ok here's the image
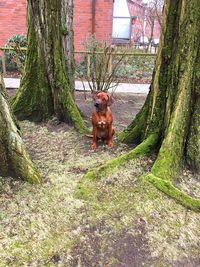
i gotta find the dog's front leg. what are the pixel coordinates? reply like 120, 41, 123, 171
107, 124, 113, 148
91, 126, 97, 150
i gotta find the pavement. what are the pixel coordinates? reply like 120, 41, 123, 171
3, 78, 150, 94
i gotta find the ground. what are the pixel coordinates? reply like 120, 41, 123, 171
0, 91, 200, 267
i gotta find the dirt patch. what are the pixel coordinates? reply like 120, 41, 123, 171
70, 219, 152, 267
75, 91, 146, 131
7, 89, 146, 132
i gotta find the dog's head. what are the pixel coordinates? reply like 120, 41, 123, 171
92, 91, 114, 112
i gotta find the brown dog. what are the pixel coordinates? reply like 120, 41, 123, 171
91, 91, 115, 150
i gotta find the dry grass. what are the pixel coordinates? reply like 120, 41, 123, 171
0, 92, 200, 266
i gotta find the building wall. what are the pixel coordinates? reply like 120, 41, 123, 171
0, 0, 160, 50
128, 0, 161, 42
0, 0, 113, 50
95, 0, 113, 45
0, 0, 26, 47
128, 0, 145, 41
73, 0, 93, 50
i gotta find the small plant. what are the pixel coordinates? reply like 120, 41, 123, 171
76, 35, 126, 94
4, 34, 27, 74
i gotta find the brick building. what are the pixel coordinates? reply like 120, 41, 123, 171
128, 0, 161, 42
0, 0, 113, 50
74, 0, 113, 50
0, 0, 26, 47
0, 0, 161, 49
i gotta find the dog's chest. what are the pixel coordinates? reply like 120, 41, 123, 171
95, 114, 108, 138
96, 114, 108, 128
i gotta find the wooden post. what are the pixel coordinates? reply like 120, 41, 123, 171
1, 51, 6, 74
86, 53, 90, 78
108, 53, 113, 75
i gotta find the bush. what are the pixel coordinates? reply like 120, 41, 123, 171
75, 36, 155, 85
76, 35, 126, 92
4, 34, 27, 73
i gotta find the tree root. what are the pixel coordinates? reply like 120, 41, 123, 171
85, 134, 158, 180
75, 134, 158, 199
78, 133, 200, 212
144, 173, 200, 211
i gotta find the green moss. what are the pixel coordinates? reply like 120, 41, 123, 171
1, 120, 200, 265
100, 133, 158, 177
60, 86, 88, 133
12, 2, 88, 135
152, 146, 180, 181
62, 25, 68, 35
186, 47, 200, 171
12, 19, 54, 122
74, 180, 93, 200
83, 170, 97, 181
144, 173, 200, 211
118, 91, 151, 144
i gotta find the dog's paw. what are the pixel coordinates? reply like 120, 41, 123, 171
107, 142, 113, 148
91, 143, 97, 150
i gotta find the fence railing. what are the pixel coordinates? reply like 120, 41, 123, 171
0, 46, 157, 77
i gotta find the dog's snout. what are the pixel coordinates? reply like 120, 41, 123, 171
96, 98, 101, 103
95, 99, 101, 106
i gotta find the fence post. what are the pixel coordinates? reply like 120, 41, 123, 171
1, 51, 6, 74
86, 53, 90, 78
108, 53, 112, 75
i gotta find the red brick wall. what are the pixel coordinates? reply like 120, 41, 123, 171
0, 0, 113, 51
128, 0, 146, 41
73, 0, 93, 50
128, 0, 161, 42
74, 0, 113, 50
0, 0, 26, 47
95, 0, 113, 45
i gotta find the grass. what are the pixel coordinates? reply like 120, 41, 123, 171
0, 119, 200, 266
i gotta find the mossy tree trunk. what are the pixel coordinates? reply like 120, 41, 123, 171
65, 0, 75, 93
83, 0, 200, 210
12, 0, 87, 133
119, 0, 200, 209
121, 0, 200, 173
0, 74, 41, 183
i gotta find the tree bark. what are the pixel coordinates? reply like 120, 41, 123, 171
122, 0, 200, 173
65, 0, 75, 93
12, 0, 87, 133
0, 74, 41, 183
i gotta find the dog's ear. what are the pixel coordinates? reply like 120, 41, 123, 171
91, 91, 98, 100
107, 95, 114, 106
92, 91, 101, 100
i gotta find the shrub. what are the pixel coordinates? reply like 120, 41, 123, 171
76, 35, 126, 93
75, 36, 155, 86
4, 34, 27, 74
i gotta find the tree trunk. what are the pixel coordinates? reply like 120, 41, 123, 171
118, 0, 200, 209
65, 0, 75, 93
0, 74, 41, 183
12, 0, 87, 133
83, 0, 200, 210
146, 6, 155, 52
121, 0, 200, 173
